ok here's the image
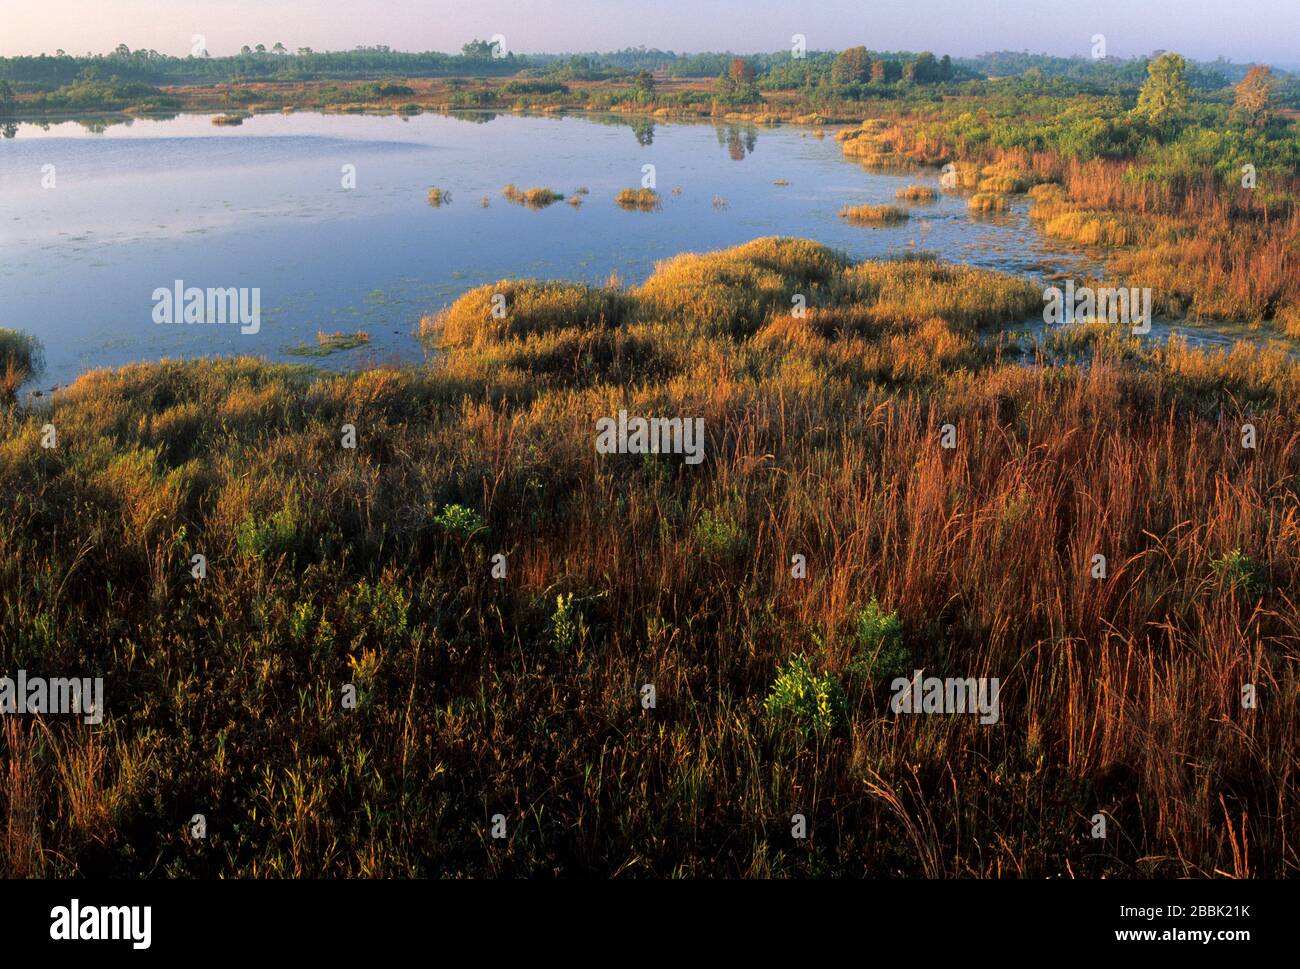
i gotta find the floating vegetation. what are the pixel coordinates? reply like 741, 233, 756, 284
671, 186, 683, 196
773, 179, 790, 186
840, 203, 909, 226
286, 329, 371, 357
896, 185, 937, 202
502, 184, 565, 208
426, 187, 452, 207
712, 194, 729, 210
211, 113, 245, 126
479, 195, 490, 208
615, 187, 661, 211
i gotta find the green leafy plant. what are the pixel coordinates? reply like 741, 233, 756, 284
764, 654, 846, 738
548, 592, 588, 653
847, 598, 910, 683
432, 503, 485, 537
1210, 548, 1267, 596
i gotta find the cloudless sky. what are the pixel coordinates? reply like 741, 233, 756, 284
2, 0, 1297, 64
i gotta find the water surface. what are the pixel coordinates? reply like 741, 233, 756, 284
0, 110, 1264, 390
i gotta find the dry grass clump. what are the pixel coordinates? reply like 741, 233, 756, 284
426, 187, 451, 206
502, 184, 565, 208
423, 280, 635, 347
1041, 210, 1137, 247
614, 187, 662, 211
840, 203, 910, 226
634, 237, 849, 337
967, 192, 1009, 213
895, 185, 937, 203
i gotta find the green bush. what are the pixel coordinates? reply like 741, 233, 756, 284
432, 503, 485, 536
1210, 548, 1268, 596
764, 654, 846, 738
847, 598, 910, 683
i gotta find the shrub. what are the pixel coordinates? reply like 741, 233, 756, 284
846, 599, 909, 683
548, 592, 588, 653
431, 503, 485, 536
1210, 548, 1268, 596
694, 507, 746, 561
764, 655, 846, 738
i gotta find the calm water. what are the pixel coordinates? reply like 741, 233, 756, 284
0, 109, 1265, 390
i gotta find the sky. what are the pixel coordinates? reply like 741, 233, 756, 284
2, 0, 1297, 65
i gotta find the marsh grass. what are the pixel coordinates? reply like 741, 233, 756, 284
502, 184, 565, 208
286, 330, 372, 357
840, 203, 909, 226
615, 187, 662, 211
967, 193, 1009, 214
2, 237, 1296, 878
895, 185, 937, 203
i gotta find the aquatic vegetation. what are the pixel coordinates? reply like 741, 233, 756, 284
286, 330, 372, 357
0, 328, 44, 401
840, 203, 909, 225
502, 184, 565, 208
211, 113, 245, 125
967, 192, 1009, 213
426, 186, 451, 206
895, 184, 937, 202
614, 187, 661, 211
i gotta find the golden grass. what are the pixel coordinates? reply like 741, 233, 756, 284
895, 185, 937, 202
502, 184, 565, 208
967, 193, 1009, 213
840, 203, 910, 226
614, 187, 662, 211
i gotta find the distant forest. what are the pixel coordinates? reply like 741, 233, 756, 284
0, 41, 1290, 94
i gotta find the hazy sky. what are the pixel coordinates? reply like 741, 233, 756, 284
2, 0, 1297, 64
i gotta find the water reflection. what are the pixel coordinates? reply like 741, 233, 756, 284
716, 124, 757, 160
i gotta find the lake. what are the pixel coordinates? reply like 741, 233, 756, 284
0, 109, 1265, 390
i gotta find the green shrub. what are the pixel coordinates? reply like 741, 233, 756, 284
694, 508, 746, 561
236, 506, 302, 560
432, 503, 485, 536
548, 592, 588, 653
1210, 548, 1268, 596
847, 598, 910, 683
764, 654, 846, 738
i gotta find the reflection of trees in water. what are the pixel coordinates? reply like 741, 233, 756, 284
715, 124, 757, 160
631, 118, 654, 146
2, 123, 16, 139
445, 109, 500, 124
